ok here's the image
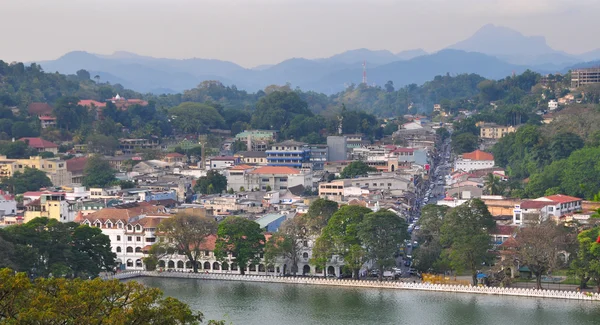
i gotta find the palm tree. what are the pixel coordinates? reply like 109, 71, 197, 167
484, 173, 502, 195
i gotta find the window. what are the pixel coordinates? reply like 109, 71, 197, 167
135, 225, 141, 231
303, 240, 308, 247
116, 235, 121, 241
303, 252, 309, 259
127, 225, 132, 231
548, 207, 554, 212
205, 250, 210, 256
127, 236, 132, 241
126, 247, 133, 253
515, 213, 521, 221
136, 236, 141, 242
116, 247, 121, 253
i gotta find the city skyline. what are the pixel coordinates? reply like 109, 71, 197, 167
1, 0, 599, 68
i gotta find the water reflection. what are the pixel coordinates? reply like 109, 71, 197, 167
132, 278, 600, 325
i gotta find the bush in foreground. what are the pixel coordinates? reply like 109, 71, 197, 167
0, 268, 223, 325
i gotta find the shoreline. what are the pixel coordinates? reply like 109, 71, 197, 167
105, 271, 600, 302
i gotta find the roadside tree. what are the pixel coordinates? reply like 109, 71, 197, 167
358, 210, 409, 281
214, 216, 265, 275
155, 214, 218, 273
440, 199, 495, 285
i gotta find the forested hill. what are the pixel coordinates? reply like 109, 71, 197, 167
0, 61, 142, 109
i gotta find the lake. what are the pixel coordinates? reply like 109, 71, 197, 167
133, 277, 600, 325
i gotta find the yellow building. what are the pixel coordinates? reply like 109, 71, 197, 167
479, 124, 518, 139
24, 192, 74, 223
0, 156, 71, 187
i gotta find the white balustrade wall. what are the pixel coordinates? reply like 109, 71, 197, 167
101, 271, 600, 302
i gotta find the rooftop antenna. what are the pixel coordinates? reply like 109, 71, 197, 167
362, 60, 367, 85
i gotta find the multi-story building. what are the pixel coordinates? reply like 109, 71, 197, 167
571, 67, 600, 88
235, 151, 268, 165
239, 166, 312, 192
308, 144, 328, 170
513, 194, 583, 225
0, 155, 71, 187
454, 150, 495, 172
326, 136, 347, 161
24, 192, 75, 223
345, 134, 365, 149
206, 156, 240, 170
479, 124, 517, 139
235, 130, 277, 152
119, 138, 160, 154
77, 202, 171, 271
266, 140, 310, 168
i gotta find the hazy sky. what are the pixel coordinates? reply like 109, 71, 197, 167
1, 0, 599, 68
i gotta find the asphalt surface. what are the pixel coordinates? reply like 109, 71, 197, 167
395, 137, 452, 279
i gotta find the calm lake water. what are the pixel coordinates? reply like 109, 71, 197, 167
133, 277, 600, 325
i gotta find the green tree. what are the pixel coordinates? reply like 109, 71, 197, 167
358, 210, 409, 281
87, 133, 120, 155
214, 216, 265, 275
169, 102, 225, 134
11, 121, 38, 139
339, 161, 377, 179
0, 268, 207, 324
1, 218, 116, 278
451, 132, 478, 154
53, 96, 90, 131
0, 140, 37, 159
1, 167, 52, 194
440, 199, 495, 285
301, 198, 339, 235
154, 213, 218, 273
82, 156, 116, 188
250, 91, 312, 130
549, 132, 584, 161
436, 127, 450, 141
264, 218, 305, 275
571, 227, 600, 291
312, 205, 372, 278
483, 173, 503, 195
194, 170, 227, 194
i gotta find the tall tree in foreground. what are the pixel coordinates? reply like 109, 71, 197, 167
0, 268, 212, 324
302, 198, 339, 235
155, 214, 218, 273
440, 199, 495, 285
264, 218, 305, 276
1, 167, 52, 194
214, 216, 265, 275
312, 205, 373, 279
515, 221, 564, 290
571, 227, 600, 292
358, 210, 409, 281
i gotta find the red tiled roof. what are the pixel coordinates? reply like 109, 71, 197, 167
66, 157, 88, 173
520, 200, 553, 209
462, 150, 494, 161
27, 102, 53, 115
249, 166, 300, 174
229, 164, 254, 170
499, 237, 518, 249
19, 137, 58, 149
78, 100, 106, 108
544, 194, 582, 204
165, 152, 184, 158
393, 147, 415, 153
39, 116, 56, 121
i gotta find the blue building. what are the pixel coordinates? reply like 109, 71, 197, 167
255, 213, 287, 232
266, 140, 310, 168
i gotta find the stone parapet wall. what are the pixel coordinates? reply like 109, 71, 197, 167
102, 271, 600, 302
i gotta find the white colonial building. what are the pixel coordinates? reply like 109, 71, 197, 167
454, 150, 495, 172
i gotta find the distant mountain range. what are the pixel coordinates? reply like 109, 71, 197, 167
31, 24, 600, 95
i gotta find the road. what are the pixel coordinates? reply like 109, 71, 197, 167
397, 137, 452, 279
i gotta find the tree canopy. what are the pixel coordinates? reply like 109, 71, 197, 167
214, 216, 265, 275
0, 268, 209, 324
194, 170, 227, 195
339, 161, 377, 179
82, 156, 116, 188
1, 167, 52, 194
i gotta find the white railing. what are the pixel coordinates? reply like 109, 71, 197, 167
103, 271, 600, 302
